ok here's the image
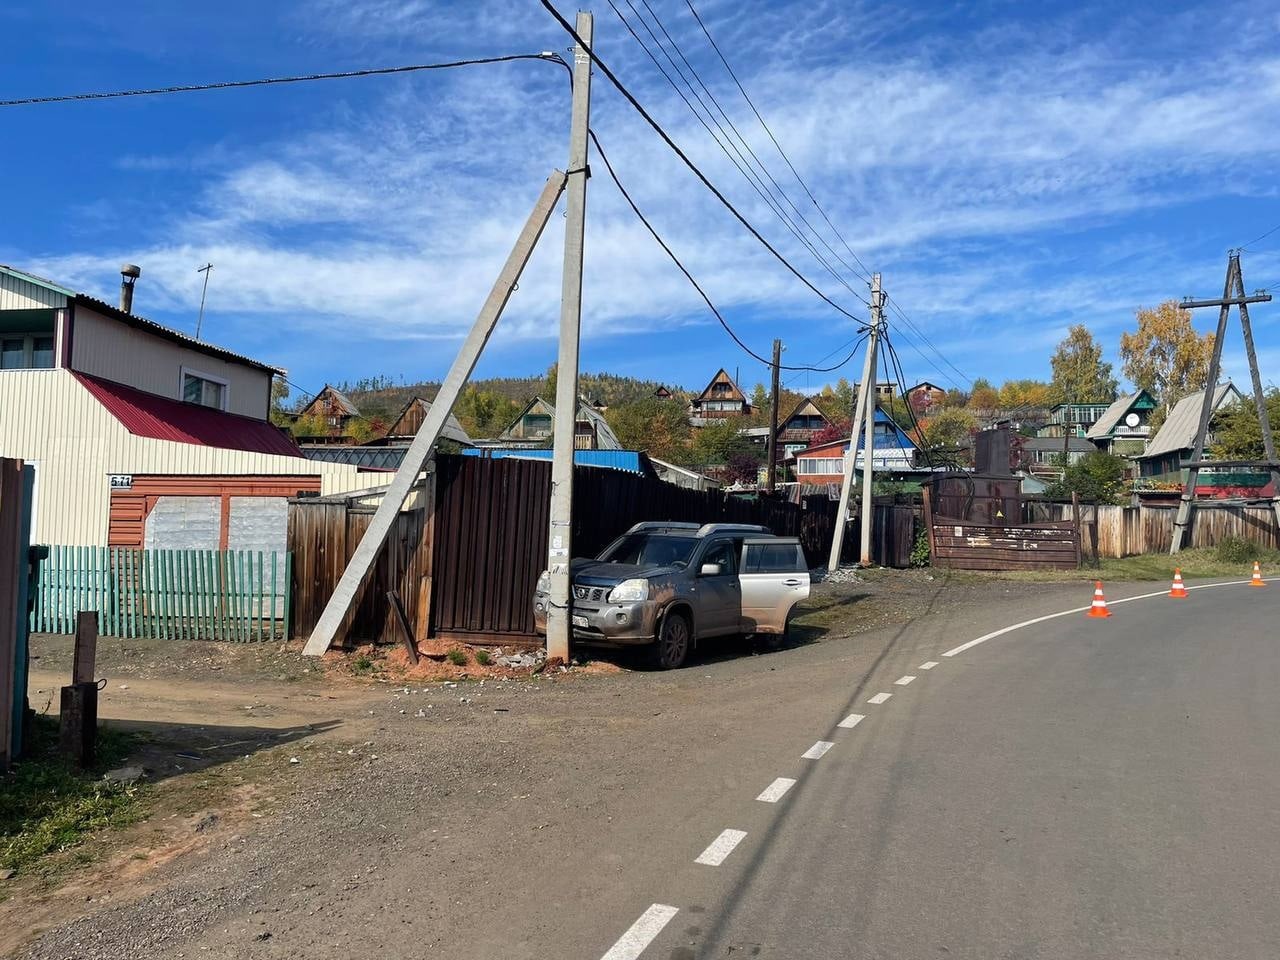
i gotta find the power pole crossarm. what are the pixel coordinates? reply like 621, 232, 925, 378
544, 11, 594, 664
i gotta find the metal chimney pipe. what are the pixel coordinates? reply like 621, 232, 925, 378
119, 263, 141, 313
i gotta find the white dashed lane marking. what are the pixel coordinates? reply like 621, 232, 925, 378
599, 904, 679, 960
919, 661, 939, 670
838, 713, 865, 729
694, 829, 748, 866
894, 675, 916, 685
867, 692, 892, 704
802, 740, 835, 760
756, 777, 796, 803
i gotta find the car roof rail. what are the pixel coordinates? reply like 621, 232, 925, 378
696, 523, 773, 537
625, 521, 701, 534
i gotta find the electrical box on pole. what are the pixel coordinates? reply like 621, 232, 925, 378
545, 11, 594, 662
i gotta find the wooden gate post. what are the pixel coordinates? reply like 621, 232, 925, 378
59, 611, 99, 767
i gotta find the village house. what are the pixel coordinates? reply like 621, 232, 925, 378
496, 396, 621, 450
0, 264, 376, 549
1085, 389, 1157, 458
1020, 436, 1095, 479
300, 395, 473, 471
905, 380, 947, 411
293, 384, 361, 441
1137, 384, 1244, 481
778, 396, 833, 458
688, 368, 750, 424
792, 406, 917, 484
1036, 401, 1113, 439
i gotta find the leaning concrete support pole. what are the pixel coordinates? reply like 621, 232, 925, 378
302, 171, 568, 656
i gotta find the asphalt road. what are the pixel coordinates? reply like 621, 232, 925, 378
579, 578, 1280, 960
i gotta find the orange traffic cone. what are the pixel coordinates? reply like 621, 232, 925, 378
1169, 568, 1188, 599
1088, 581, 1112, 618
1250, 561, 1266, 588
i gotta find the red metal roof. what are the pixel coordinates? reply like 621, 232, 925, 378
74, 372, 305, 458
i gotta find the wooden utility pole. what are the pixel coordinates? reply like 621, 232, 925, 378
545, 11, 594, 663
300, 171, 568, 656
1170, 251, 1275, 553
828, 273, 881, 572
766, 338, 782, 493
859, 274, 884, 566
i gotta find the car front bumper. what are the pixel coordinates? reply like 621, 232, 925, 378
533, 593, 657, 645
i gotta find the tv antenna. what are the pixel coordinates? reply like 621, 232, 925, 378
195, 263, 213, 339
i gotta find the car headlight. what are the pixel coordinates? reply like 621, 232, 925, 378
607, 578, 649, 603
536, 570, 550, 594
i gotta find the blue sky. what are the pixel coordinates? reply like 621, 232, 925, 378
3, 0, 1279, 405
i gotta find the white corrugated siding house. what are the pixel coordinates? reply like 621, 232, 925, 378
0, 264, 384, 548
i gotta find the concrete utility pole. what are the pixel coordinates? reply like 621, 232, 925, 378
545, 11, 593, 664
766, 338, 782, 493
859, 274, 884, 566
300, 170, 568, 656
827, 273, 881, 572
1170, 251, 1276, 553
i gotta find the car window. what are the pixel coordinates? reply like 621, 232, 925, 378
743, 541, 805, 574
700, 540, 736, 575
598, 534, 697, 567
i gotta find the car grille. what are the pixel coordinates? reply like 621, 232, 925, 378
574, 585, 607, 602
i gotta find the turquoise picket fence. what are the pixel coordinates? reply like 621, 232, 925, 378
31, 546, 291, 641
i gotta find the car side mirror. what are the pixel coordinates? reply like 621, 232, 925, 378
699, 562, 723, 577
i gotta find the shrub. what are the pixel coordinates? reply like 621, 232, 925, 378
446, 648, 468, 666
473, 649, 492, 666
352, 655, 374, 674
909, 523, 931, 568
1214, 535, 1260, 565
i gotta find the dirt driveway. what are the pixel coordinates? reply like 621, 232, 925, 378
7, 570, 1080, 959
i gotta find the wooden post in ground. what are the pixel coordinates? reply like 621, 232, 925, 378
59, 611, 99, 768
1071, 492, 1083, 568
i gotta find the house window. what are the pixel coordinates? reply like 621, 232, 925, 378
525, 413, 552, 435
181, 370, 228, 410
1, 334, 56, 370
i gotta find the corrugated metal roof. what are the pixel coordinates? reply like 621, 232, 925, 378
1086, 393, 1138, 440
1024, 435, 1095, 453
1140, 383, 1242, 460
460, 447, 653, 475
75, 371, 305, 458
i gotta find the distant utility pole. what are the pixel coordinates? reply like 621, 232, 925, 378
545, 10, 593, 663
766, 338, 782, 493
828, 273, 882, 572
859, 274, 884, 566
1170, 251, 1277, 553
195, 263, 213, 340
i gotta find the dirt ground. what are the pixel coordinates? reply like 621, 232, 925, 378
5, 569, 1075, 958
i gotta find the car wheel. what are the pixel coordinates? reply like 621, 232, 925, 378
651, 611, 691, 670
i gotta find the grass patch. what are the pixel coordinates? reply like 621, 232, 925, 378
446, 648, 469, 667
473, 649, 492, 667
351, 654, 375, 675
1, 717, 144, 878
956, 547, 1280, 584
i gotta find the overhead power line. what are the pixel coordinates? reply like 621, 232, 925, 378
0, 53, 570, 107
612, 0, 871, 305
682, 0, 874, 283
882, 294, 974, 389
1240, 222, 1280, 250
589, 128, 866, 373
540, 0, 872, 323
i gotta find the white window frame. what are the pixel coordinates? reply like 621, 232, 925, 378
179, 365, 230, 411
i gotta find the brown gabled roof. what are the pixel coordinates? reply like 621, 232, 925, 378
384, 396, 471, 445
299, 385, 360, 419
782, 395, 833, 427
695, 368, 746, 402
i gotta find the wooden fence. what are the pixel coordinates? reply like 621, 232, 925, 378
1040, 502, 1279, 558
928, 516, 1081, 571
30, 546, 291, 641
2, 458, 35, 770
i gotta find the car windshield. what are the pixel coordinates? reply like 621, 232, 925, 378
598, 533, 698, 568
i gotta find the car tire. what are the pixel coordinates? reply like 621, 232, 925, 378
650, 610, 691, 670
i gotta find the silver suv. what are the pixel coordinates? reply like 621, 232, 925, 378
533, 522, 811, 669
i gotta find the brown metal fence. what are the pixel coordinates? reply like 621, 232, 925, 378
2, 458, 35, 770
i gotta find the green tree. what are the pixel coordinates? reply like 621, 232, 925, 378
690, 420, 758, 469
749, 382, 769, 413
269, 377, 292, 427
605, 398, 693, 463
1045, 450, 1129, 504
1119, 301, 1214, 405
1050, 325, 1117, 405
922, 407, 978, 449
1210, 390, 1280, 460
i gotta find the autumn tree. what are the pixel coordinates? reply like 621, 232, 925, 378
1119, 301, 1214, 405
921, 407, 978, 449
1210, 390, 1280, 461
967, 378, 1000, 410
1049, 325, 1117, 405
269, 378, 292, 427
998, 379, 1054, 409
605, 398, 693, 463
